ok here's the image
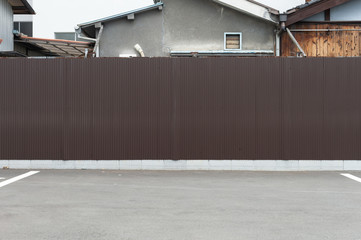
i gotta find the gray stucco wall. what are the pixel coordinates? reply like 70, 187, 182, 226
0, 0, 14, 51
163, 0, 275, 53
99, 0, 276, 57
100, 10, 163, 57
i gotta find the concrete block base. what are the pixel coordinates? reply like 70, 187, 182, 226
0, 160, 360, 171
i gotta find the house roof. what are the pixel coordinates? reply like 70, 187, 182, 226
14, 33, 94, 57
8, 0, 35, 14
0, 51, 27, 57
78, 2, 164, 28
78, 0, 279, 30
239, 0, 279, 14
286, 0, 322, 13
213, 0, 279, 23
285, 0, 351, 26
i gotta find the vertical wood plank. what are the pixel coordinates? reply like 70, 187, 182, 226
343, 25, 352, 57
311, 24, 318, 57
352, 25, 360, 57
281, 32, 289, 57
282, 23, 361, 57
302, 24, 315, 57
317, 24, 329, 57
322, 24, 329, 57
334, 25, 343, 57
359, 32, 361, 56
316, 24, 322, 57
327, 24, 335, 57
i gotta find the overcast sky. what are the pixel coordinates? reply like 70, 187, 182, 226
33, 0, 304, 38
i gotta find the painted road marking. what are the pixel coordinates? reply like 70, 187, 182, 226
0, 177, 5, 180
0, 171, 39, 188
341, 173, 361, 183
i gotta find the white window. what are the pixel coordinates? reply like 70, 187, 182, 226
224, 32, 242, 51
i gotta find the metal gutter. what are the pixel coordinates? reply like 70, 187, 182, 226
17, 36, 91, 45
171, 50, 274, 57
77, 35, 96, 42
78, 2, 164, 28
290, 29, 361, 32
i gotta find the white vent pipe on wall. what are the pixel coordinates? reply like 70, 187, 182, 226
134, 44, 145, 57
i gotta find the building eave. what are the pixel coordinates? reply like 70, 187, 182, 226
285, 0, 351, 26
213, 0, 279, 24
78, 2, 164, 28
14, 32, 93, 57
8, 0, 35, 14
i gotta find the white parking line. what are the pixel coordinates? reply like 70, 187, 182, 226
0, 171, 39, 188
0, 178, 5, 180
341, 173, 361, 183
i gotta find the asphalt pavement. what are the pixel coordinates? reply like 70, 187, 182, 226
1, 170, 361, 240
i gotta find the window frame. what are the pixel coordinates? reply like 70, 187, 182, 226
224, 32, 242, 51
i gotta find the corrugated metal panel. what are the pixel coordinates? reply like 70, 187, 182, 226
1, 57, 361, 160
255, 58, 282, 159
322, 58, 361, 159
90, 58, 173, 160
0, 0, 14, 51
0, 59, 64, 159
282, 58, 325, 160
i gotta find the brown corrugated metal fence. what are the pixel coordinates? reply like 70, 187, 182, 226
0, 58, 360, 160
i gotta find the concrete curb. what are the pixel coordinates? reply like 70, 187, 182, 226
1, 160, 361, 171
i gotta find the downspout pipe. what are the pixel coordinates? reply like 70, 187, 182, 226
93, 25, 104, 57
275, 30, 281, 57
278, 14, 306, 57
75, 26, 96, 42
77, 35, 96, 42
286, 28, 306, 57
276, 14, 287, 57
75, 25, 104, 57
134, 44, 145, 57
